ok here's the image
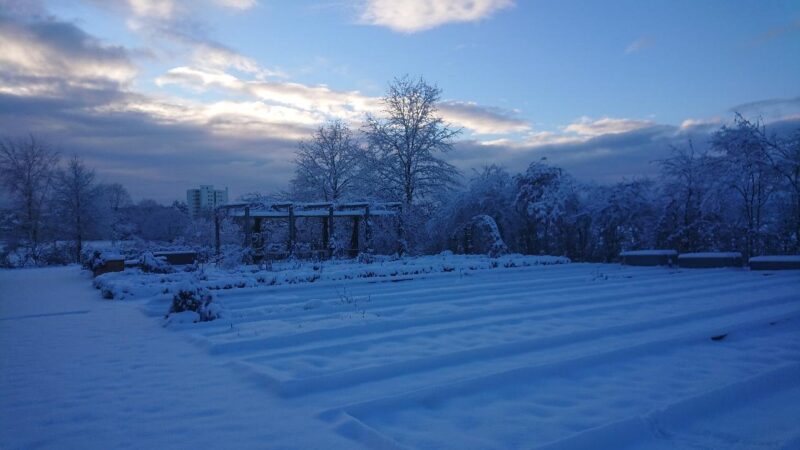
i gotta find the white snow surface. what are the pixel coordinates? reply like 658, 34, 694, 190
2, 257, 800, 449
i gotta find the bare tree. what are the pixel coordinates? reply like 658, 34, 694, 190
292, 120, 361, 202
710, 114, 776, 257
0, 135, 59, 264
53, 156, 101, 262
364, 75, 461, 205
657, 141, 718, 251
766, 129, 800, 250
97, 182, 132, 244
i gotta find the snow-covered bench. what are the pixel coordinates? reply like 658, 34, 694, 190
678, 252, 743, 268
749, 255, 800, 270
620, 250, 678, 266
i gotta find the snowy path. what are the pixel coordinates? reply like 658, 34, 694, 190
0, 266, 357, 449
2, 262, 800, 449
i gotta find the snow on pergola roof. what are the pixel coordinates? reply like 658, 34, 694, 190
219, 201, 402, 218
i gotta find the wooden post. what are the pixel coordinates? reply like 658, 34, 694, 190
244, 206, 251, 249
364, 205, 372, 254
214, 211, 221, 257
397, 204, 406, 256
288, 205, 296, 256
254, 217, 263, 261
350, 216, 360, 258
328, 205, 335, 259
322, 217, 329, 253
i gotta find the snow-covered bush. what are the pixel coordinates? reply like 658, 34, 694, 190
166, 283, 222, 323
140, 251, 172, 273
450, 214, 508, 257
218, 245, 253, 270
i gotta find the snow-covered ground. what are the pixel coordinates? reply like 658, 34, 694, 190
2, 258, 800, 449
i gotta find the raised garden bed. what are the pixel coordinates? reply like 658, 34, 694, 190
92, 258, 125, 277
620, 250, 678, 266
749, 255, 800, 270
678, 252, 743, 268
153, 251, 197, 265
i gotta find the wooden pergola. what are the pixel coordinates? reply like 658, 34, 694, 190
215, 201, 402, 260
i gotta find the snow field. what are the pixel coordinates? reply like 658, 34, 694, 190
149, 260, 800, 449
6, 257, 799, 449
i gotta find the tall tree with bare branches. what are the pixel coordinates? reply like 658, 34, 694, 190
53, 156, 101, 263
364, 75, 461, 205
292, 120, 361, 202
0, 135, 59, 265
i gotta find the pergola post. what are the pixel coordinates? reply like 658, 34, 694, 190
214, 211, 221, 257
253, 217, 263, 260
322, 217, 329, 250
350, 216, 360, 258
288, 204, 296, 256
397, 204, 406, 256
364, 205, 372, 254
244, 206, 251, 249
328, 205, 335, 259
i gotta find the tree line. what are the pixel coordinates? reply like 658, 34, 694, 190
289, 77, 800, 260
2, 76, 798, 266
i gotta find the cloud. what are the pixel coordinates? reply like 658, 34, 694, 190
0, 13, 137, 97
750, 18, 800, 46
127, 0, 177, 19
155, 66, 532, 135
439, 101, 530, 135
679, 117, 722, 131
563, 116, 655, 137
624, 36, 652, 54
213, 0, 257, 10
729, 96, 800, 123
359, 0, 514, 33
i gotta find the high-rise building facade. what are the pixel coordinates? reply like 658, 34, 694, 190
186, 185, 228, 217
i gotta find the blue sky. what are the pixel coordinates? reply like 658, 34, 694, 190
1, 0, 799, 201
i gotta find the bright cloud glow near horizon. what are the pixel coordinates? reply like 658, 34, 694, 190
1, 0, 799, 202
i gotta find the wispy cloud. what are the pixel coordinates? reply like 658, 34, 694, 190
624, 36, 652, 54
729, 96, 800, 122
439, 101, 530, 135
750, 18, 800, 46
358, 0, 514, 33
563, 116, 654, 137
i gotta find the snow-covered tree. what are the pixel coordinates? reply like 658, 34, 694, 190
97, 182, 132, 244
588, 179, 659, 261
710, 114, 777, 257
767, 129, 800, 251
363, 76, 461, 205
656, 141, 719, 252
514, 159, 579, 255
53, 156, 101, 262
0, 135, 59, 265
428, 165, 519, 253
292, 120, 362, 202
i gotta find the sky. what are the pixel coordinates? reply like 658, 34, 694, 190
1, 0, 799, 203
